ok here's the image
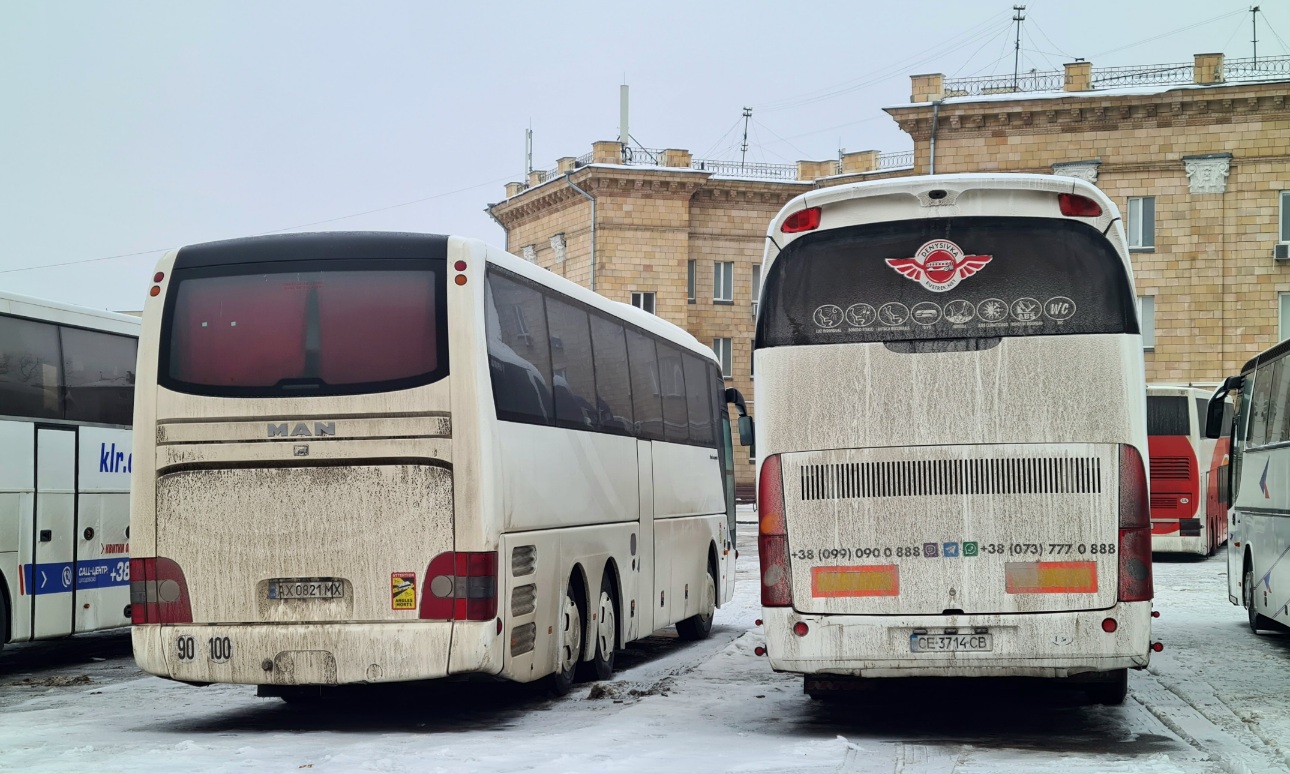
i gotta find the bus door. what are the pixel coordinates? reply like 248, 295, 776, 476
634, 438, 656, 640
31, 427, 75, 639
717, 409, 736, 604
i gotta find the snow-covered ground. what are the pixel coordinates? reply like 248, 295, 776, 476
3, 515, 1289, 774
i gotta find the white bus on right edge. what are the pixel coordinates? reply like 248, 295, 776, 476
752, 174, 1155, 705
1208, 344, 1290, 635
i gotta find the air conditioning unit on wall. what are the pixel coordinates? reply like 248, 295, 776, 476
1276, 243, 1290, 261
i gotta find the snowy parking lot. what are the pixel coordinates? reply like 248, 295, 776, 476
3, 523, 1289, 774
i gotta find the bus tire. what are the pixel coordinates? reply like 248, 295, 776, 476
1086, 668, 1128, 706
580, 568, 617, 682
0, 586, 7, 653
1244, 560, 1273, 634
546, 577, 583, 697
676, 561, 717, 641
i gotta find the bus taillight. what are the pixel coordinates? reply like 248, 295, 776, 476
1118, 445, 1154, 603
1058, 193, 1103, 217
128, 557, 193, 624
780, 207, 821, 234
420, 552, 498, 622
758, 454, 792, 607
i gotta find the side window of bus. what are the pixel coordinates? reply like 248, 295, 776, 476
1248, 360, 1280, 447
1268, 360, 1290, 445
658, 344, 689, 444
61, 327, 137, 426
627, 330, 664, 441
682, 352, 715, 447
0, 315, 63, 420
486, 272, 554, 425
544, 296, 599, 431
589, 314, 634, 434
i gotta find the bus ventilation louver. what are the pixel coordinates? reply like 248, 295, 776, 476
510, 622, 537, 656
511, 583, 537, 616
511, 545, 537, 577
799, 457, 1102, 501
1150, 494, 1180, 510
1149, 457, 1191, 480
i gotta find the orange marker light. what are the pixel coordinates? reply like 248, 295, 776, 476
454, 275, 468, 286
1005, 561, 1098, 594
811, 565, 899, 598
149, 286, 161, 297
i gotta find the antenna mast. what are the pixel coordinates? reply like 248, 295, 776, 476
1252, 5, 1260, 67
525, 127, 533, 177
739, 107, 752, 169
1012, 5, 1027, 92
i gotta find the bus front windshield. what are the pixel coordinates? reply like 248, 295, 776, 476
756, 216, 1138, 349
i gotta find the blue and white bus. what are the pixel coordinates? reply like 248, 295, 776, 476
0, 291, 139, 652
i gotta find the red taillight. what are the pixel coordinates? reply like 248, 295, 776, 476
758, 454, 792, 607
419, 551, 498, 622
1058, 193, 1103, 217
1118, 444, 1154, 603
780, 207, 821, 234
1101, 617, 1118, 633
792, 621, 809, 637
129, 557, 192, 624
454, 260, 467, 272
153, 272, 165, 283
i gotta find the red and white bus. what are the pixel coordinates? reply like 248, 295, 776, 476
1146, 385, 1227, 555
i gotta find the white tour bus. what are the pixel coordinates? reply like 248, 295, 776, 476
753, 174, 1153, 704
130, 232, 748, 698
0, 291, 139, 652
1208, 341, 1290, 634
1146, 384, 1225, 555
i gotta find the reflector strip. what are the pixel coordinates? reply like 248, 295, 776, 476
1005, 561, 1098, 594
811, 565, 899, 597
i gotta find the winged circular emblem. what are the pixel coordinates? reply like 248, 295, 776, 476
885, 239, 993, 293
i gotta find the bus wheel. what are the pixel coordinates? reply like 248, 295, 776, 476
0, 593, 7, 653
546, 579, 583, 696
676, 562, 716, 641
1086, 668, 1128, 706
581, 569, 617, 682
1244, 561, 1272, 634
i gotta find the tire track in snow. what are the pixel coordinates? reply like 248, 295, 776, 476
1132, 669, 1288, 774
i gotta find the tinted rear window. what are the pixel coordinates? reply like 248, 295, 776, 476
757, 216, 1138, 348
162, 259, 447, 397
1147, 396, 1191, 436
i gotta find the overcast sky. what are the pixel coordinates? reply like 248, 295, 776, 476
2, 0, 1286, 312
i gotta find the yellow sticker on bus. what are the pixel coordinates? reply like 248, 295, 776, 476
811, 565, 900, 597
391, 572, 417, 610
1004, 561, 1098, 594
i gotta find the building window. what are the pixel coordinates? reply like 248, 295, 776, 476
1280, 293, 1290, 342
1138, 295, 1155, 351
631, 292, 655, 315
713, 262, 734, 303
687, 260, 696, 303
712, 337, 732, 378
751, 263, 762, 318
750, 338, 755, 379
1281, 191, 1290, 243
1127, 197, 1155, 250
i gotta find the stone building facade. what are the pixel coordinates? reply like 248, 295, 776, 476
487, 51, 1290, 489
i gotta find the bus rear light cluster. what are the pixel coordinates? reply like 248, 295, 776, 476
129, 557, 193, 624
780, 207, 821, 234
758, 454, 793, 608
1117, 444, 1154, 603
420, 551, 498, 621
1057, 193, 1103, 217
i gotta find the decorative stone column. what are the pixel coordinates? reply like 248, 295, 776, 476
910, 73, 945, 103
1051, 159, 1100, 183
591, 141, 623, 164
1182, 153, 1232, 194
1194, 53, 1225, 85
1063, 61, 1092, 92
840, 150, 880, 174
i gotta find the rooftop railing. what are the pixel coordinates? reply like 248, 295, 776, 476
943, 54, 1290, 96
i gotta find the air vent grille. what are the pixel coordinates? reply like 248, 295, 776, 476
799, 457, 1102, 502
511, 545, 536, 577
510, 622, 537, 656
1150, 457, 1191, 480
511, 583, 537, 616
1150, 493, 1180, 510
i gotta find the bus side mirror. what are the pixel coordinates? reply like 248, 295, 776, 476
1205, 375, 1242, 439
738, 415, 755, 447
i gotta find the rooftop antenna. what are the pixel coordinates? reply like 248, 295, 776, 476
525, 125, 533, 177
619, 83, 630, 147
1252, 5, 1260, 67
1012, 5, 1026, 92
739, 107, 753, 169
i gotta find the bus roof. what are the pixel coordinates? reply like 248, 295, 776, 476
1242, 338, 1290, 375
1147, 384, 1219, 396
0, 290, 141, 337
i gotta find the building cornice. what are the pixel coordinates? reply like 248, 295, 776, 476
886, 82, 1288, 141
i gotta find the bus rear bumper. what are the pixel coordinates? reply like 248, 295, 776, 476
133, 621, 501, 686
762, 604, 1152, 679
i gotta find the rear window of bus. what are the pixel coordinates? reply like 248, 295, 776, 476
1147, 396, 1190, 436
756, 216, 1138, 348
160, 259, 448, 397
